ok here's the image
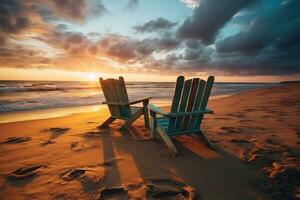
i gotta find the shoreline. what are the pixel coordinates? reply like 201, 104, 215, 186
0, 91, 255, 124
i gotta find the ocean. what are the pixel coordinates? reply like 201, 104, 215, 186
0, 80, 279, 113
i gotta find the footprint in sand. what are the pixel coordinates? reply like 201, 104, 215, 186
60, 166, 105, 193
138, 178, 195, 199
83, 130, 111, 138
61, 168, 86, 181
6, 164, 45, 185
40, 140, 55, 146
220, 126, 241, 134
239, 137, 291, 168
99, 179, 195, 200
255, 163, 300, 200
0, 137, 31, 144
60, 166, 105, 183
42, 127, 70, 135
41, 127, 70, 145
230, 138, 251, 144
70, 142, 85, 152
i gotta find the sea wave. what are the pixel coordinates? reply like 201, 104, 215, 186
0, 80, 278, 112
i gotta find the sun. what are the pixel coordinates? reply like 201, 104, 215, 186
88, 73, 98, 81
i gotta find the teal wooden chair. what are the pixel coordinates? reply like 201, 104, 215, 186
148, 76, 215, 154
99, 77, 151, 130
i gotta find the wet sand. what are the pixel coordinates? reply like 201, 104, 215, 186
0, 84, 299, 200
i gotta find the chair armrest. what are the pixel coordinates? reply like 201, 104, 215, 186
129, 97, 151, 105
167, 109, 213, 117
102, 101, 127, 106
102, 97, 151, 106
148, 104, 169, 116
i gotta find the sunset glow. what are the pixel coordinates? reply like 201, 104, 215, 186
88, 73, 99, 81
0, 0, 299, 82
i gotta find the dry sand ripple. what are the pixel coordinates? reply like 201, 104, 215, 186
0, 137, 31, 144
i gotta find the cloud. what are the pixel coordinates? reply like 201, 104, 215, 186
0, 0, 299, 77
216, 0, 300, 54
0, 42, 52, 69
177, 0, 255, 44
125, 0, 139, 10
47, 0, 108, 22
133, 18, 177, 33
181, 0, 199, 9
0, 0, 31, 34
102, 33, 180, 62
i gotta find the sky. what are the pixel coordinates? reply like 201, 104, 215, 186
0, 0, 299, 82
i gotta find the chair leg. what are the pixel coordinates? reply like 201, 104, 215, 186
197, 129, 215, 150
143, 100, 150, 128
98, 117, 115, 129
157, 127, 178, 154
120, 109, 143, 130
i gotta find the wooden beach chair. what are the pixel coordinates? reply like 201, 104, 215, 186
99, 76, 151, 130
148, 76, 214, 154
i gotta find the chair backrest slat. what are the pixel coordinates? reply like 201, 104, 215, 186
107, 79, 121, 116
189, 79, 206, 129
194, 76, 214, 129
168, 76, 184, 132
116, 77, 131, 117
167, 76, 214, 133
99, 76, 131, 118
182, 78, 199, 129
174, 79, 192, 130
100, 77, 115, 115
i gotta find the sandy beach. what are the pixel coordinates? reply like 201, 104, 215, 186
0, 84, 299, 200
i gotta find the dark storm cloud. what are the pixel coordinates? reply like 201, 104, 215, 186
0, 0, 31, 34
133, 18, 177, 33
49, 0, 107, 22
206, 0, 300, 75
177, 0, 255, 44
183, 40, 213, 61
216, 0, 300, 54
